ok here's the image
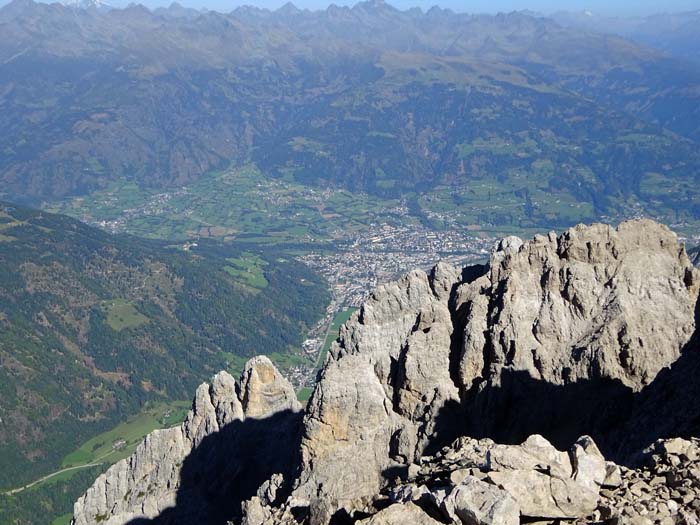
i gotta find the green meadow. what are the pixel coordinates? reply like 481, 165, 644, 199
100, 299, 150, 332
61, 401, 190, 471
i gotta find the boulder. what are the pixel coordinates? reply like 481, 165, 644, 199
356, 502, 444, 525
442, 475, 519, 525
485, 435, 602, 519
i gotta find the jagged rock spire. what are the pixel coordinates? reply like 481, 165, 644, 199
72, 357, 300, 525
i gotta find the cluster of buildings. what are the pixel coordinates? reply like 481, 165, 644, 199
283, 221, 499, 389
92, 190, 185, 233
299, 222, 497, 307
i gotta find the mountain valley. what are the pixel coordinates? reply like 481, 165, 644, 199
1, 0, 700, 235
0, 203, 327, 497
1, 1, 700, 523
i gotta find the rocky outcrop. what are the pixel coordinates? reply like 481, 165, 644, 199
246, 434, 700, 524
291, 220, 699, 516
384, 434, 606, 522
441, 475, 520, 525
357, 435, 700, 525
458, 222, 697, 392
73, 219, 700, 525
355, 502, 443, 525
456, 221, 699, 451
293, 264, 462, 510
72, 356, 301, 525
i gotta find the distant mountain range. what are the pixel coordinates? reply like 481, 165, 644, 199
552, 9, 700, 65
60, 0, 110, 10
0, 0, 699, 229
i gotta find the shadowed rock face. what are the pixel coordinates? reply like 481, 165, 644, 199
72, 357, 301, 525
73, 219, 700, 525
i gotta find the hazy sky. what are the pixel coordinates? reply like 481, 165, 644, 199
5, 0, 699, 15
235, 0, 700, 15
405, 0, 698, 15
157, 0, 700, 15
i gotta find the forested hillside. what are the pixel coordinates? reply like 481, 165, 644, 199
0, 202, 328, 490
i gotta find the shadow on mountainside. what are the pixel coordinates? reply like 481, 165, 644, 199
127, 409, 304, 525
427, 294, 700, 467
455, 372, 636, 457
608, 296, 700, 462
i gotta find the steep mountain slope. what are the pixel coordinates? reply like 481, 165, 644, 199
73, 219, 700, 525
1, 1, 699, 227
0, 202, 328, 490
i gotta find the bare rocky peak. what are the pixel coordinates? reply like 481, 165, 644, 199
73, 220, 700, 525
460, 220, 698, 391
293, 219, 699, 514
72, 356, 301, 525
240, 356, 301, 418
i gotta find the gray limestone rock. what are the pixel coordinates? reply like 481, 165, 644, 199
572, 435, 607, 491
484, 435, 602, 519
455, 220, 700, 450
295, 268, 461, 510
240, 356, 301, 418
242, 497, 274, 525
377, 435, 607, 524
442, 475, 519, 525
458, 220, 698, 393
293, 220, 699, 516
72, 356, 300, 525
586, 438, 700, 524
355, 502, 444, 525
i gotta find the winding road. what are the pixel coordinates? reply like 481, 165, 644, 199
3, 450, 116, 496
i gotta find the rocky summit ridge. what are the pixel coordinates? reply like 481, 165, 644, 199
73, 220, 700, 525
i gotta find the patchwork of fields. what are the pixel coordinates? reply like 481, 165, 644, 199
47, 163, 700, 246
